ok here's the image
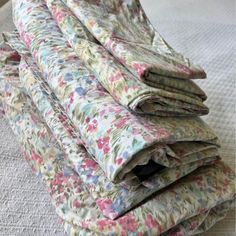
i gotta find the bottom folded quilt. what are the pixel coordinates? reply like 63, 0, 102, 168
0, 43, 235, 235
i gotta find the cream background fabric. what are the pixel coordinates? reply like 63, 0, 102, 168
0, 0, 235, 235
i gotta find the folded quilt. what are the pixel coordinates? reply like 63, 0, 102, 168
62, 0, 206, 81
0, 43, 235, 236
67, 0, 208, 78
42, 0, 208, 117
11, 0, 218, 189
0, 40, 219, 220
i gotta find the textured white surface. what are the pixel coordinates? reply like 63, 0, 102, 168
0, 0, 235, 235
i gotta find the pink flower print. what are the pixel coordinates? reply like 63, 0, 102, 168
118, 214, 138, 232
82, 158, 97, 171
52, 174, 63, 186
97, 136, 110, 154
22, 151, 36, 172
133, 62, 149, 77
156, 128, 170, 139
108, 106, 123, 114
87, 119, 98, 132
32, 50, 38, 59
97, 220, 109, 230
58, 194, 65, 204
115, 158, 124, 166
75, 186, 82, 193
73, 199, 81, 208
132, 127, 142, 135
109, 71, 123, 82
145, 214, 159, 229
52, 6, 66, 23
124, 84, 129, 93
118, 56, 127, 65
143, 133, 157, 143
81, 221, 89, 229
114, 117, 127, 129
59, 218, 65, 225
99, 109, 106, 117
59, 186, 64, 193
30, 113, 40, 124
96, 198, 114, 217
58, 114, 67, 123
68, 92, 74, 106
32, 151, 43, 165
59, 79, 65, 87
107, 128, 112, 134
21, 31, 34, 48
97, 219, 116, 231
85, 117, 90, 123
26, 6, 33, 12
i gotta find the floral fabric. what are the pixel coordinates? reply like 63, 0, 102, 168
61, 0, 206, 82
44, 0, 209, 117
0, 43, 20, 116
3, 35, 219, 219
1, 0, 235, 234
11, 0, 219, 187
0, 43, 235, 236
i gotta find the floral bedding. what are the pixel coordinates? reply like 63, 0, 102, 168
0, 0, 235, 235
0, 43, 235, 236
11, 0, 219, 186
2, 33, 219, 220
44, 0, 209, 117
61, 0, 207, 81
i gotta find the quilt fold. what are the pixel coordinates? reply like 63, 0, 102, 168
61, 0, 207, 82
43, 0, 209, 117
7, 42, 218, 219
0, 43, 235, 236
11, 0, 219, 187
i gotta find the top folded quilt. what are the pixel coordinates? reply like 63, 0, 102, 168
46, 0, 209, 117
62, 0, 207, 81
38, 0, 209, 117
10, 0, 217, 186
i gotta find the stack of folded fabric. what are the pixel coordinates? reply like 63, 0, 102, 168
0, 0, 235, 235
